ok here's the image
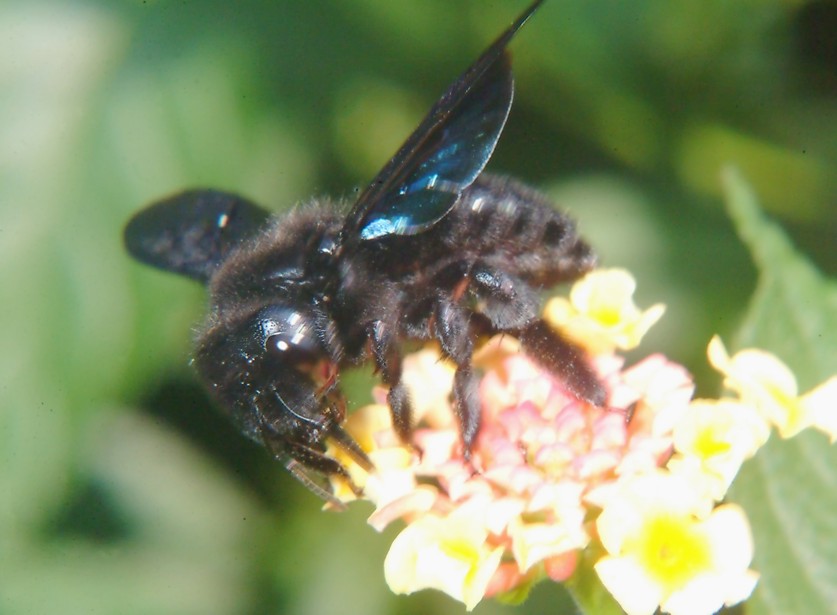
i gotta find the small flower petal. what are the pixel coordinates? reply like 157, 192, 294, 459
595, 555, 666, 615
543, 551, 578, 582
708, 336, 837, 439
670, 399, 769, 498
620, 353, 695, 438
544, 268, 665, 354
401, 346, 457, 427
508, 517, 587, 573
800, 376, 837, 442
383, 512, 503, 611
708, 336, 798, 398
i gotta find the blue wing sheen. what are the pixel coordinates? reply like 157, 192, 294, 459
359, 62, 512, 239
344, 0, 543, 243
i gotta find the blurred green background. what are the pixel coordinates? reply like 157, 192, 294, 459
2, 0, 835, 613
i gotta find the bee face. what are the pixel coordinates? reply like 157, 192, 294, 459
124, 0, 603, 505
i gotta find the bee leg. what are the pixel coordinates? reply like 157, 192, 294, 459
369, 321, 412, 442
469, 265, 606, 407
285, 459, 350, 509
326, 423, 374, 471
469, 264, 539, 329
261, 431, 358, 507
454, 365, 481, 458
517, 320, 606, 407
434, 299, 481, 455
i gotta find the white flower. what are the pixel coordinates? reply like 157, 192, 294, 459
383, 510, 504, 611
669, 398, 769, 499
595, 470, 758, 615
708, 336, 837, 440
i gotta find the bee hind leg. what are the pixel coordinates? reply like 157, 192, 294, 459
469, 264, 539, 330
517, 320, 606, 406
468, 264, 605, 407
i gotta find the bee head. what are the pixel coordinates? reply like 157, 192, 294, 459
194, 302, 342, 446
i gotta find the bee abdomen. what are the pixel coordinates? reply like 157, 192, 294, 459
452, 174, 596, 285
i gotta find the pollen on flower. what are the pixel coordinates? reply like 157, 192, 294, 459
544, 268, 665, 355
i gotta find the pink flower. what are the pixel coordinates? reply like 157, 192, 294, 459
331, 334, 696, 608
323, 271, 774, 613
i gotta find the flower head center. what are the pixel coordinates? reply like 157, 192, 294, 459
591, 304, 623, 327
694, 422, 733, 458
440, 537, 482, 569
635, 514, 712, 590
764, 382, 804, 431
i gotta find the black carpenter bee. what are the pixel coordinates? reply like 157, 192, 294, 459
124, 0, 604, 504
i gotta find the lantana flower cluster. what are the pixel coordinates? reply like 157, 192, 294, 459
327, 268, 837, 615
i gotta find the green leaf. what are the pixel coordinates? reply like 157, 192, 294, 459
565, 546, 624, 615
722, 169, 837, 615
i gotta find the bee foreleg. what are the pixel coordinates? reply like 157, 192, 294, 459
265, 433, 358, 506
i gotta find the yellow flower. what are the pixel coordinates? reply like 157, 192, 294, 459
383, 508, 504, 611
669, 398, 770, 499
544, 268, 665, 355
708, 336, 837, 440
595, 471, 758, 615
327, 403, 418, 508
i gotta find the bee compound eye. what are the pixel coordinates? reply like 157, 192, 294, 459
264, 332, 321, 366
257, 306, 321, 361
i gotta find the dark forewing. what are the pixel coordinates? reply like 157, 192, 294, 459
124, 189, 269, 283
342, 0, 544, 243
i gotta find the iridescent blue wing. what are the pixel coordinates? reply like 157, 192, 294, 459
342, 0, 543, 242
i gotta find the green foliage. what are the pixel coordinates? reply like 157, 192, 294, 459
1, 1, 835, 613
566, 546, 622, 615
723, 171, 837, 615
